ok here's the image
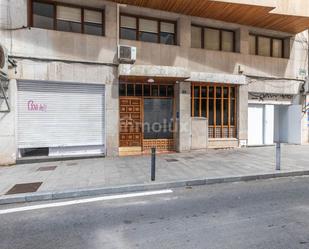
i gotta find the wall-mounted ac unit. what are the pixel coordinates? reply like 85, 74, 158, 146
118, 45, 136, 63
0, 44, 8, 79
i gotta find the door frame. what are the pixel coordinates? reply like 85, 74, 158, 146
119, 96, 143, 149
119, 81, 176, 153
248, 104, 264, 146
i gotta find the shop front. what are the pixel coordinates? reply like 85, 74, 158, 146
17, 80, 106, 158
119, 80, 175, 155
190, 83, 238, 147
247, 92, 301, 146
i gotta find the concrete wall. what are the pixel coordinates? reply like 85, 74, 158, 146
120, 4, 308, 80
0, 0, 118, 64
121, 30, 307, 80
0, 0, 120, 163
238, 84, 249, 145
274, 105, 303, 144
191, 118, 208, 150
248, 80, 303, 95
175, 82, 191, 152
0, 79, 17, 165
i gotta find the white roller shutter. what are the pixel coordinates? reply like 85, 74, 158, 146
84, 10, 102, 24
57, 6, 81, 22
17, 81, 105, 151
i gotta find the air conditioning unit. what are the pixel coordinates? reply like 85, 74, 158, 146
0, 44, 8, 79
118, 45, 136, 63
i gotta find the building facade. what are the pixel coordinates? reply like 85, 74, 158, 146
0, 0, 309, 164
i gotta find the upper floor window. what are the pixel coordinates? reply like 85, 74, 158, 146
191, 25, 235, 52
249, 34, 284, 58
30, 1, 105, 36
120, 14, 177, 45
32, 1, 54, 30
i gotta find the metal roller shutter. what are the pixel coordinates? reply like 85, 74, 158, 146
17, 81, 105, 153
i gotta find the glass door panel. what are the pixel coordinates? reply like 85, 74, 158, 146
144, 99, 173, 139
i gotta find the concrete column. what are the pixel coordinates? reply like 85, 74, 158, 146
0, 79, 17, 165
104, 3, 119, 156
238, 84, 248, 146
105, 68, 119, 157
236, 27, 249, 54
105, 2, 117, 40
176, 82, 191, 152
178, 16, 191, 48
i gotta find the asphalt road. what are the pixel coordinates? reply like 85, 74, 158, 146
1, 177, 309, 249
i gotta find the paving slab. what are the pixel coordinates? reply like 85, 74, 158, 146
0, 145, 309, 204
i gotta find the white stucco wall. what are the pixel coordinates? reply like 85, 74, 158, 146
0, 79, 16, 165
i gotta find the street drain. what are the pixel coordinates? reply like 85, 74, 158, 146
166, 159, 179, 162
36, 166, 57, 171
5, 182, 42, 195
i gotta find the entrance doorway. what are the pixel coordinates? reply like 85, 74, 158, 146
119, 97, 142, 148
248, 104, 274, 146
119, 81, 175, 155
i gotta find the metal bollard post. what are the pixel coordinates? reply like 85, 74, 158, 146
276, 142, 281, 171
151, 147, 156, 181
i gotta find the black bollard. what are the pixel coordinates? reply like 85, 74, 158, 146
276, 142, 281, 171
151, 147, 156, 181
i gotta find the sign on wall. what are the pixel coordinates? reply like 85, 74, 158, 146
249, 93, 293, 105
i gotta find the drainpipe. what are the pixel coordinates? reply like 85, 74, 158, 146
307, 29, 309, 94
116, 4, 127, 50
116, 4, 120, 49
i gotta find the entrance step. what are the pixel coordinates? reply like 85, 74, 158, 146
119, 147, 142, 156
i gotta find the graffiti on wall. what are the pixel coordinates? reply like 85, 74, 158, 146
27, 100, 47, 112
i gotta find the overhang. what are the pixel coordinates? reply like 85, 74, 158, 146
118, 64, 191, 81
119, 65, 247, 85
188, 72, 247, 85
109, 0, 309, 34
248, 79, 303, 95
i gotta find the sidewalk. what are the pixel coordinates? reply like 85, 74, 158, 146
0, 145, 309, 204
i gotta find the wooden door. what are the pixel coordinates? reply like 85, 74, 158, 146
119, 97, 142, 147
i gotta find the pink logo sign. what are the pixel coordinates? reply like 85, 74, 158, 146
27, 100, 47, 112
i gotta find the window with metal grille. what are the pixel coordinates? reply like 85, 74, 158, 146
191, 83, 237, 138
119, 82, 174, 97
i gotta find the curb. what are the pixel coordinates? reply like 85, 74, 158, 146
1, 170, 309, 205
